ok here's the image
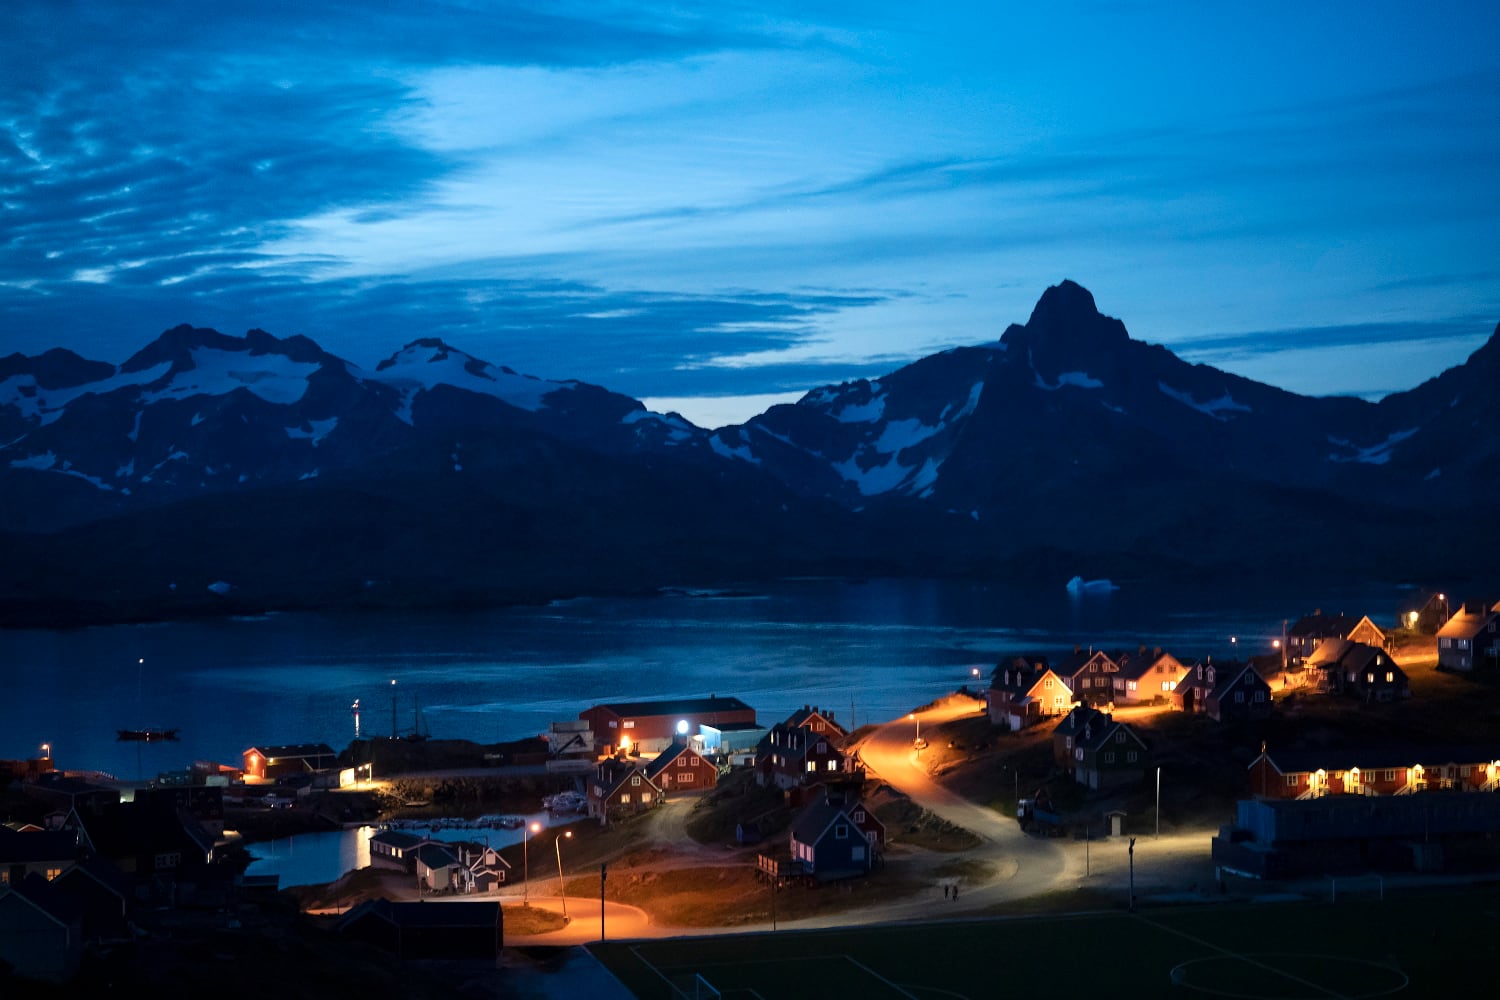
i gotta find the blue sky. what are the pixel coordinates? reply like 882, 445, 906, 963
3, 1, 1498, 427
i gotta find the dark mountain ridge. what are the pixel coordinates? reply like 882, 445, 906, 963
2, 281, 1494, 627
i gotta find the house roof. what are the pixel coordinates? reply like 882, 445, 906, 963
1208, 663, 1269, 699
1077, 719, 1147, 754
594, 758, 659, 799
587, 696, 754, 719
1115, 650, 1186, 683
1437, 607, 1497, 641
244, 743, 336, 759
783, 705, 847, 736
1055, 705, 1110, 738
1254, 746, 1500, 775
644, 740, 705, 779
1289, 612, 1359, 639
370, 830, 429, 851
791, 797, 855, 847
414, 843, 460, 870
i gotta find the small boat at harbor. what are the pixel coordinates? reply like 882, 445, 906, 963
116, 728, 179, 742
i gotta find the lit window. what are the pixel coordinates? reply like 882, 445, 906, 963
623, 720, 635, 728
631, 776, 640, 785
806, 762, 815, 773
1386, 672, 1394, 683
621, 793, 630, 804
827, 760, 837, 771
46, 867, 63, 880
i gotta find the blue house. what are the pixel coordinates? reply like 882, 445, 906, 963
788, 795, 879, 881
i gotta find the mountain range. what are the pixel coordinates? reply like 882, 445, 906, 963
3, 280, 1495, 626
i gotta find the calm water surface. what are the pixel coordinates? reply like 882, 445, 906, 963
2, 577, 1415, 780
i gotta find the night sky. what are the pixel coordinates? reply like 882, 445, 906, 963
4, 2, 1498, 427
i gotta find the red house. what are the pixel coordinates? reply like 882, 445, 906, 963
579, 696, 756, 755
643, 740, 719, 794
1248, 746, 1500, 800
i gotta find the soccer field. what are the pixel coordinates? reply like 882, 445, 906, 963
590, 886, 1500, 998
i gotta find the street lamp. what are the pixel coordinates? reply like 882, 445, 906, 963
523, 821, 541, 905
1155, 766, 1161, 838
1128, 838, 1136, 912
40, 743, 50, 760
555, 830, 573, 920
909, 713, 920, 746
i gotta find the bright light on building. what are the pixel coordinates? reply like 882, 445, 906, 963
676, 720, 689, 735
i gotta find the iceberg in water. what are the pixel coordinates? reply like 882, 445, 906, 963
1066, 575, 1118, 596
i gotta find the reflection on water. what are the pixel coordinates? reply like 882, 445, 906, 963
243, 811, 568, 886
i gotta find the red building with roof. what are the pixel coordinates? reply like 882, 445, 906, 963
579, 696, 756, 755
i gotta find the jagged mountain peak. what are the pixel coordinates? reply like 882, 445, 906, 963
1001, 279, 1131, 366
0, 347, 116, 389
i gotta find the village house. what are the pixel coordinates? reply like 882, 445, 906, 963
370, 829, 429, 871
1055, 649, 1122, 708
1286, 610, 1389, 664
1436, 603, 1500, 672
1173, 660, 1272, 721
758, 792, 883, 885
579, 695, 756, 755
1054, 705, 1150, 789
587, 757, 662, 824
0, 826, 77, 887
1304, 639, 1410, 701
1111, 648, 1188, 705
643, 738, 720, 794
783, 704, 848, 740
754, 722, 851, 792
1247, 745, 1500, 800
241, 743, 337, 781
986, 655, 1074, 730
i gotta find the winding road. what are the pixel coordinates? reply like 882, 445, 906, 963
503, 698, 1219, 943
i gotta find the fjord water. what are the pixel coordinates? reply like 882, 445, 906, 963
2, 577, 1415, 781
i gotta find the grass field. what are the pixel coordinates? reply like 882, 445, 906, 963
591, 885, 1500, 998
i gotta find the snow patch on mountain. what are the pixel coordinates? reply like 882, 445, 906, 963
708, 434, 758, 464
623, 409, 695, 443
1327, 428, 1419, 465
142, 349, 319, 406
10, 451, 56, 471
371, 342, 558, 424
1158, 382, 1251, 420
2, 362, 171, 426
285, 417, 339, 445
1036, 369, 1104, 391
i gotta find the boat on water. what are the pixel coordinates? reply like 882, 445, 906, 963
116, 728, 179, 743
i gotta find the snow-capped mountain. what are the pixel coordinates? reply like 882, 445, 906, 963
0, 325, 706, 531
709, 280, 1495, 518
2, 282, 1496, 626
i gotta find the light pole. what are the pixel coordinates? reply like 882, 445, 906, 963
1128, 837, 1136, 912
909, 713, 920, 750
555, 830, 573, 920
523, 822, 540, 905
1155, 767, 1161, 838
40, 743, 50, 760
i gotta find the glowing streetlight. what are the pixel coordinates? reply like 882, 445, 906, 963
40, 743, 50, 760
523, 821, 541, 905
909, 713, 921, 751
555, 830, 573, 920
